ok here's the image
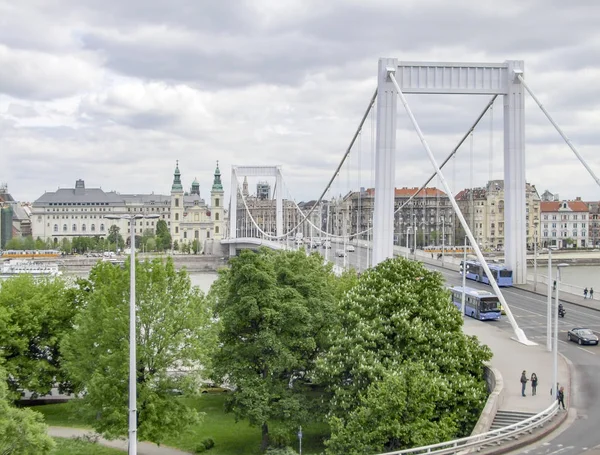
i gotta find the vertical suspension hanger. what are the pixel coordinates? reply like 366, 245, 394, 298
489, 100, 494, 182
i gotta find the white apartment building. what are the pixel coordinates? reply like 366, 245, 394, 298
540, 199, 589, 248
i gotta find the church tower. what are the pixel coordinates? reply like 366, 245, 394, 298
170, 160, 185, 244
211, 161, 225, 240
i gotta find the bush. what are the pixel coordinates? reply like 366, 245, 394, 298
266, 447, 298, 455
201, 437, 215, 449
195, 438, 215, 453
269, 427, 293, 448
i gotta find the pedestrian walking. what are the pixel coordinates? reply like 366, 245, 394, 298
530, 373, 538, 396
590, 288, 594, 300
558, 386, 566, 410
584, 287, 588, 299
553, 280, 557, 291
520, 370, 529, 397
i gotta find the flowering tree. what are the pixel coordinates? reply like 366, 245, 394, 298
318, 257, 492, 454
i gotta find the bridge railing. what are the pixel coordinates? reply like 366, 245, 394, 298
374, 401, 558, 455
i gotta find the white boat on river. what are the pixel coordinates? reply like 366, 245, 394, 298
0, 259, 62, 278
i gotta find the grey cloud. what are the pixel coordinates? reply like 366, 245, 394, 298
6, 103, 38, 118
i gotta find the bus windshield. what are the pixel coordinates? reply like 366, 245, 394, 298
500, 270, 512, 277
480, 297, 501, 313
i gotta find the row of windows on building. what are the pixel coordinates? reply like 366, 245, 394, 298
174, 226, 220, 237
543, 214, 587, 220
543, 223, 587, 228
54, 223, 106, 233
544, 231, 587, 237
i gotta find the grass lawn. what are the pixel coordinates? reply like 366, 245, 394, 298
35, 395, 329, 455
51, 437, 125, 455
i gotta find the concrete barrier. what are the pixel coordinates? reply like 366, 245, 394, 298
470, 366, 504, 436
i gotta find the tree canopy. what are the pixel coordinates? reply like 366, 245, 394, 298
0, 366, 55, 455
61, 257, 213, 444
210, 248, 337, 451
155, 219, 172, 251
0, 275, 79, 398
318, 257, 492, 454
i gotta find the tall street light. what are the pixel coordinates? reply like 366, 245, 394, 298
546, 249, 552, 352
105, 213, 159, 455
533, 219, 539, 292
405, 226, 411, 259
440, 216, 446, 266
461, 235, 467, 316
553, 263, 569, 401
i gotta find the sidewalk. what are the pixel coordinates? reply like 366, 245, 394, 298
515, 281, 600, 312
48, 427, 192, 455
462, 317, 570, 414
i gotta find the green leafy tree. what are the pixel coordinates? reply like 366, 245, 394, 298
192, 239, 200, 254
0, 275, 78, 397
107, 225, 125, 251
34, 237, 46, 250
173, 240, 179, 251
318, 258, 492, 454
61, 257, 213, 444
3, 238, 21, 250
211, 249, 336, 451
429, 230, 438, 244
140, 228, 155, 252
145, 237, 157, 252
0, 366, 55, 455
60, 238, 72, 254
155, 219, 172, 251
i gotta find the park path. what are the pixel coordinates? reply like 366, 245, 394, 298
48, 426, 193, 454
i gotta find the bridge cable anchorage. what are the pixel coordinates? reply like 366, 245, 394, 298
392, 94, 498, 217
515, 72, 600, 189
387, 70, 532, 346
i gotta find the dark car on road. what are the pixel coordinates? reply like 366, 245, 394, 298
567, 328, 599, 345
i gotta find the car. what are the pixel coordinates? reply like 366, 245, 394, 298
567, 328, 599, 345
335, 249, 346, 257
346, 245, 355, 252
200, 382, 230, 394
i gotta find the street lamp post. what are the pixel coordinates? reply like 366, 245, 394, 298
461, 235, 467, 316
533, 220, 539, 292
441, 216, 445, 266
553, 263, 569, 400
105, 213, 159, 455
405, 227, 410, 259
413, 215, 417, 260
546, 249, 552, 352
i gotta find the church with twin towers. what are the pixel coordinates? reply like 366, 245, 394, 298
31, 161, 226, 253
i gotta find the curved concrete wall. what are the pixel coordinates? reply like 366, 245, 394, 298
471, 366, 504, 436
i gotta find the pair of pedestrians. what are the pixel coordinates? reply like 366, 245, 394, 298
584, 287, 594, 299
520, 370, 538, 396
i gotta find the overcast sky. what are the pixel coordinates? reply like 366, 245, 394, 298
2, 0, 600, 205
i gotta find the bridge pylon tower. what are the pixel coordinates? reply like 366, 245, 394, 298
373, 58, 527, 284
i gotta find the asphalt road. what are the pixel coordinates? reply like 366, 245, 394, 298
319, 247, 600, 455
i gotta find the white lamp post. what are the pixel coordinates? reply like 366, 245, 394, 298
413, 215, 417, 260
405, 226, 410, 259
105, 213, 159, 455
461, 235, 467, 316
533, 220, 539, 292
546, 249, 552, 352
553, 263, 569, 401
440, 216, 445, 266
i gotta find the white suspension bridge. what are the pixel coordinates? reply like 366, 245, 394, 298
221, 58, 600, 346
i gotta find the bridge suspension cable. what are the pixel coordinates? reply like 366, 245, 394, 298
515, 73, 600, 190
391, 95, 499, 217
388, 70, 530, 345
239, 88, 379, 242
